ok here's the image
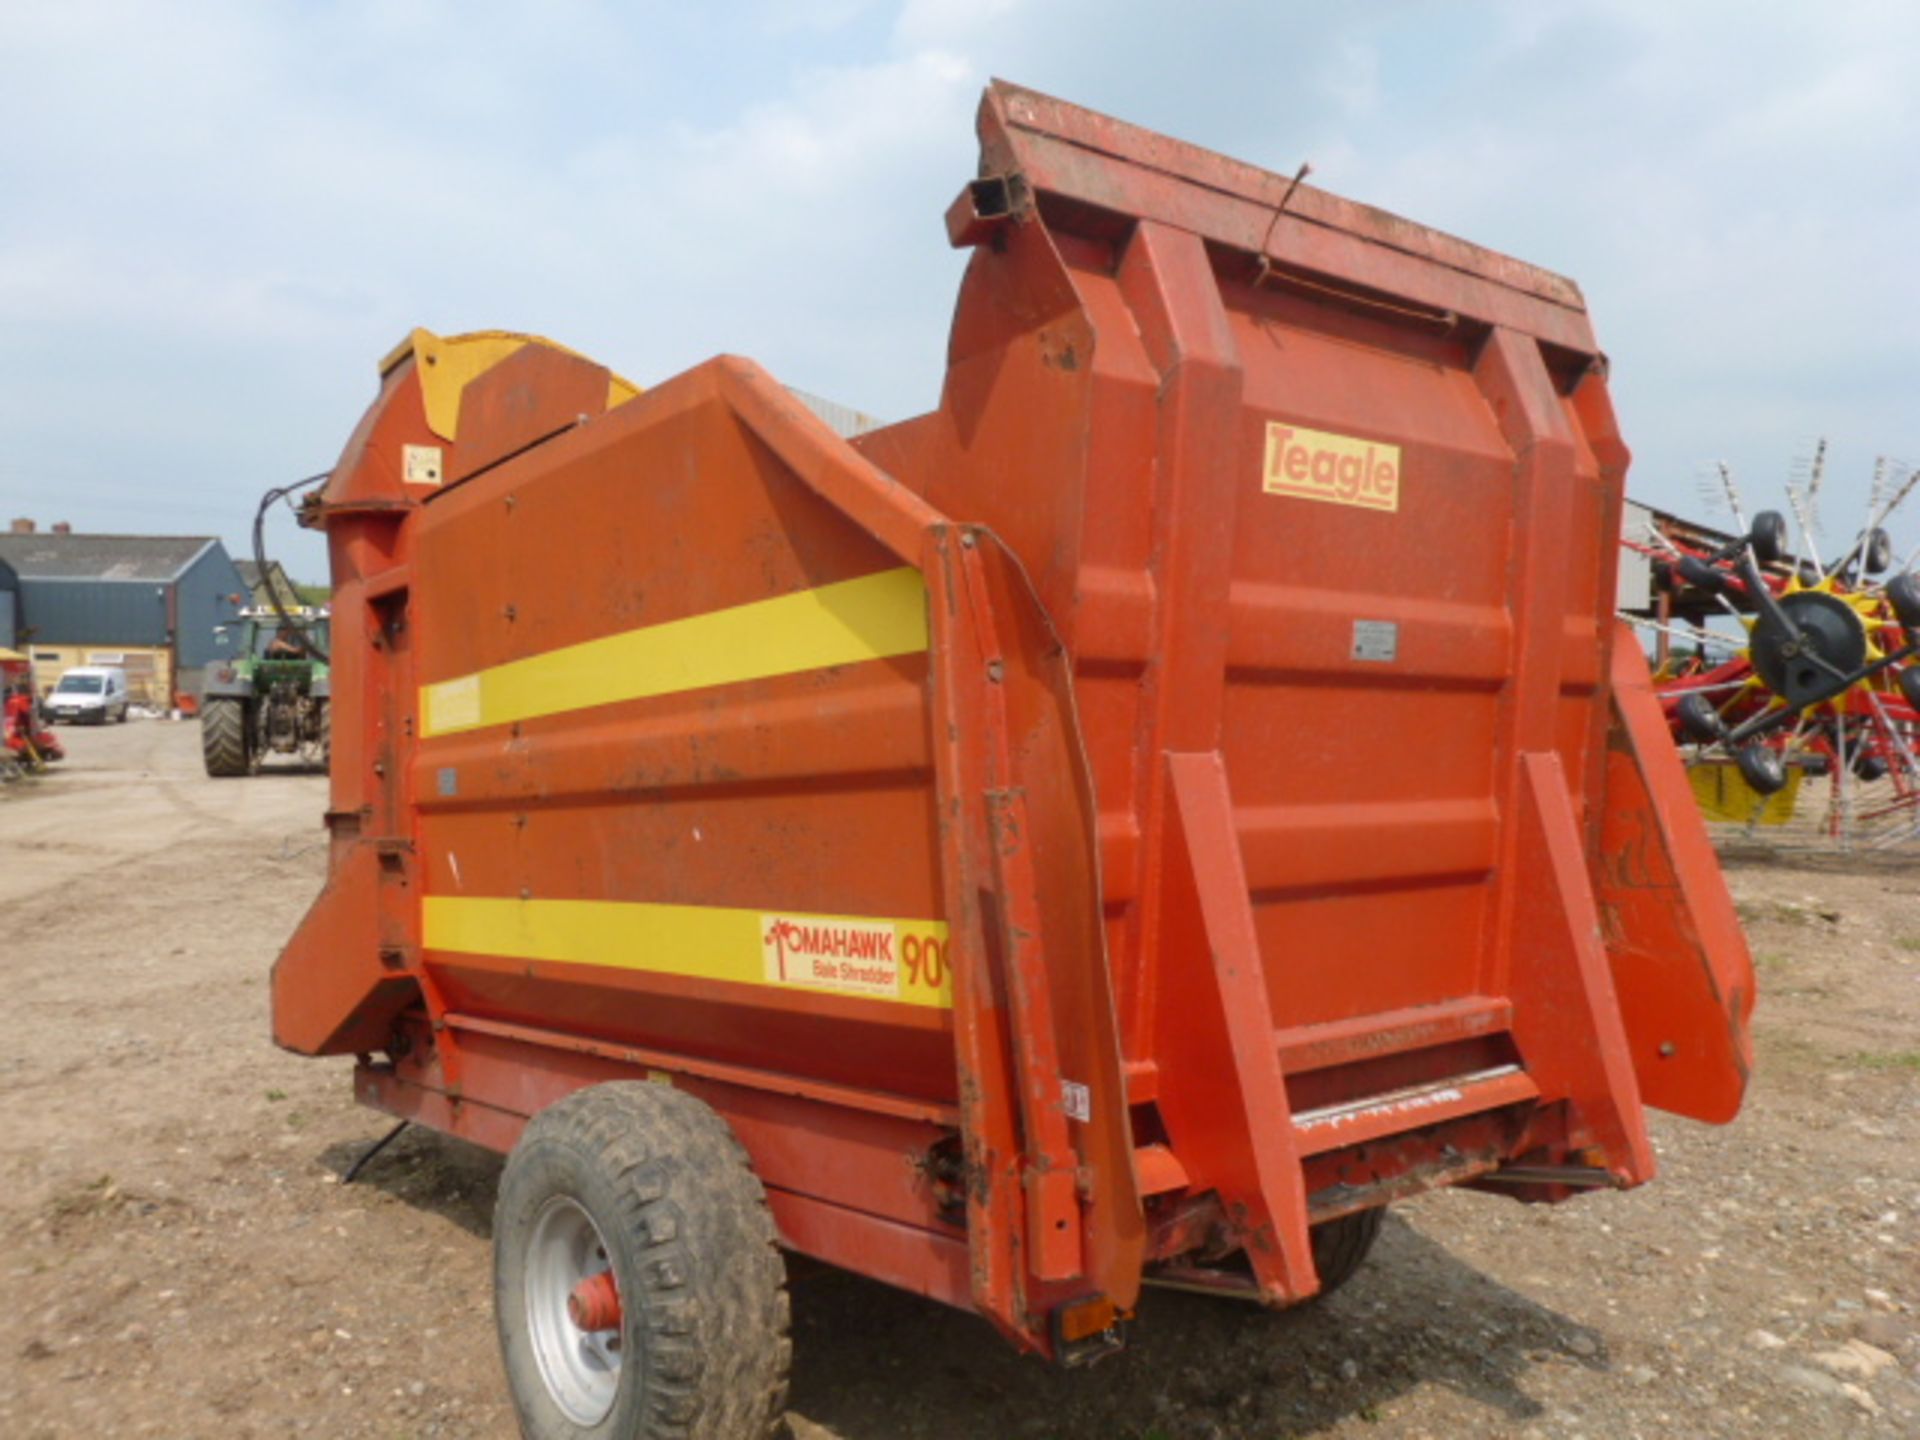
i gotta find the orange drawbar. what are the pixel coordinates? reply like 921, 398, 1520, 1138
275, 82, 1753, 1363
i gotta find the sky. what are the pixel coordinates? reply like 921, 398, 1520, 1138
2, 0, 1917, 583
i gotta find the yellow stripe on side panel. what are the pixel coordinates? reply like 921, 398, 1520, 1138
424, 896, 953, 1009
419, 567, 927, 738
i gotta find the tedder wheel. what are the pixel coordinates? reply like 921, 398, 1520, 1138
1675, 692, 1723, 744
1889, 571, 1920, 634
1309, 1206, 1386, 1298
1747, 510, 1789, 564
493, 1081, 790, 1440
1900, 667, 1920, 714
1735, 742, 1787, 797
200, 698, 250, 777
1864, 527, 1894, 575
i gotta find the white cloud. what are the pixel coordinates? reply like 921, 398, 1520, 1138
1, 0, 1916, 571
893, 0, 1026, 49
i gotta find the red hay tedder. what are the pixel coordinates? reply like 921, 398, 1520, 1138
1627, 479, 1920, 848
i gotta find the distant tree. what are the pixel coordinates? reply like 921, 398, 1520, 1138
293, 582, 332, 607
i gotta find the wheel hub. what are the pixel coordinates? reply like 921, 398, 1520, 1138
525, 1196, 623, 1425
1749, 591, 1868, 708
568, 1270, 623, 1332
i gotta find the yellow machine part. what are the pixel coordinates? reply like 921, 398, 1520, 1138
378, 327, 642, 441
1688, 761, 1803, 826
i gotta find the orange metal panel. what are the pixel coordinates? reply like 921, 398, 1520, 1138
1154, 750, 1317, 1300
1596, 629, 1757, 1122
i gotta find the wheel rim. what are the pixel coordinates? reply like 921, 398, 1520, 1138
526, 1195, 623, 1425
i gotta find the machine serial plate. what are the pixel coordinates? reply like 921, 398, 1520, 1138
1351, 619, 1399, 663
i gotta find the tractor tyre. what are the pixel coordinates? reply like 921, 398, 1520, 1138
201, 698, 250, 778
493, 1082, 789, 1440
317, 699, 330, 769
1309, 1206, 1386, 1299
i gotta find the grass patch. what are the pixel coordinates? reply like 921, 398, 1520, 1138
1896, 936, 1920, 954
47, 1174, 117, 1221
1737, 898, 1843, 929
1851, 1050, 1920, 1073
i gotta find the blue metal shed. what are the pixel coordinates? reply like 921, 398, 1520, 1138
0, 553, 18, 650
0, 531, 249, 694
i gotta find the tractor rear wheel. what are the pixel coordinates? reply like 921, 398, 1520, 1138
493, 1082, 790, 1440
201, 698, 250, 777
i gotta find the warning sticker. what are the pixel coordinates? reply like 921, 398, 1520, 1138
1061, 1079, 1091, 1123
762, 915, 901, 999
1263, 422, 1401, 513
402, 443, 445, 487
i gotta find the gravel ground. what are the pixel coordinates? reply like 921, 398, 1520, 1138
0, 721, 1914, 1438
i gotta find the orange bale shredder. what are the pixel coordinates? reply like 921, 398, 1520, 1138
276, 83, 1754, 1437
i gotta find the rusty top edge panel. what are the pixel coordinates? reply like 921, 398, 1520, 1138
982, 79, 1589, 329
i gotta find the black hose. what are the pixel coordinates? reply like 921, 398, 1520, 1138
251, 471, 332, 663
342, 1120, 410, 1184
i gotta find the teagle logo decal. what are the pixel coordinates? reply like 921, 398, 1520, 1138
1262, 422, 1401, 513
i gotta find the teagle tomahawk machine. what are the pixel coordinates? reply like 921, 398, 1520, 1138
275, 82, 1754, 1440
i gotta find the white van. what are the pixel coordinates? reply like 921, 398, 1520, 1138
45, 666, 131, 725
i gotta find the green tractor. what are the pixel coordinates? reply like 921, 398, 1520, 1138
201, 608, 330, 777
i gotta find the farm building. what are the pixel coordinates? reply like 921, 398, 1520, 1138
0, 551, 18, 649
0, 521, 249, 704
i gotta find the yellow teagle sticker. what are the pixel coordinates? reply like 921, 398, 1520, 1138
1262, 422, 1401, 513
